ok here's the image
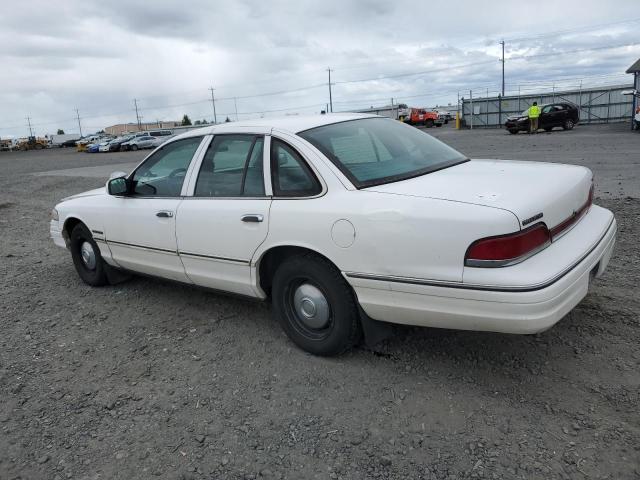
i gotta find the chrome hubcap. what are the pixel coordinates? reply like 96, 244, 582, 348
80, 241, 97, 270
293, 283, 330, 329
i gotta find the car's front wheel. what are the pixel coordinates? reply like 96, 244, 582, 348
272, 254, 361, 356
70, 223, 108, 286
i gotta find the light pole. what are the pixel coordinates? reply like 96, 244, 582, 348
499, 40, 505, 97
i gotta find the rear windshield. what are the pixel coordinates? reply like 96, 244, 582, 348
299, 118, 467, 188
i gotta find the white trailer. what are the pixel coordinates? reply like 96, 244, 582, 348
351, 104, 410, 121
51, 134, 81, 147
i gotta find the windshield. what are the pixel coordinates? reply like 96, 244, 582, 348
298, 118, 467, 188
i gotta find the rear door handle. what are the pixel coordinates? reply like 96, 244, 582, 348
156, 210, 174, 218
241, 214, 263, 223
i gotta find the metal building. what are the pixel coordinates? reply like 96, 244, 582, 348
626, 58, 640, 129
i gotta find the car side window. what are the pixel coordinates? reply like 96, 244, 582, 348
271, 139, 321, 197
194, 135, 265, 197
132, 136, 203, 197
542, 105, 553, 114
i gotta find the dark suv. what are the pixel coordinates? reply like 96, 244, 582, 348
505, 103, 579, 134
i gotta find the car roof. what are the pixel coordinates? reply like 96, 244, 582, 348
171, 113, 378, 140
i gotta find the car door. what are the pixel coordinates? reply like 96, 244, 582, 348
103, 136, 205, 282
176, 133, 271, 296
539, 105, 554, 129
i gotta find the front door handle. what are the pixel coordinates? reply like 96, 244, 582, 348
241, 214, 263, 223
156, 210, 174, 218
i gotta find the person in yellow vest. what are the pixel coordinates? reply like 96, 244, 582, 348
528, 102, 541, 134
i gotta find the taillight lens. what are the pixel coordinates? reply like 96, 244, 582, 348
465, 223, 551, 267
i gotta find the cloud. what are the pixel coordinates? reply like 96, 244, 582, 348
0, 0, 639, 137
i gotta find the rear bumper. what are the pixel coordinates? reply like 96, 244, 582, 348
347, 209, 616, 334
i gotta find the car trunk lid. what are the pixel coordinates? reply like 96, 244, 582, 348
365, 159, 593, 231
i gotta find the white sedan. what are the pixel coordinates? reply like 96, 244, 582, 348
50, 114, 616, 355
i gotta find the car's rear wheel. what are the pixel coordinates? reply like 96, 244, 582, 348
563, 119, 575, 130
70, 223, 108, 286
425, 119, 434, 128
272, 254, 361, 356
131, 144, 138, 151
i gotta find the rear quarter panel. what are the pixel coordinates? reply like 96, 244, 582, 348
259, 190, 520, 284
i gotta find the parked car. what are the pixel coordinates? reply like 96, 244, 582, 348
151, 134, 175, 148
49, 114, 616, 356
60, 138, 80, 147
505, 103, 579, 134
87, 143, 102, 153
120, 136, 158, 151
98, 141, 113, 153
147, 129, 173, 137
107, 135, 135, 152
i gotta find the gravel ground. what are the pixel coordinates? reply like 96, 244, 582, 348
1, 126, 639, 480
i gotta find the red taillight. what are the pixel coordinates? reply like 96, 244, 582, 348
465, 223, 551, 267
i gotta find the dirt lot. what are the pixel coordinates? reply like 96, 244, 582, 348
1, 125, 639, 480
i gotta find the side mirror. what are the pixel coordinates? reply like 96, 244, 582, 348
107, 176, 128, 196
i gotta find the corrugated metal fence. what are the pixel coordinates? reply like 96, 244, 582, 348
460, 84, 634, 128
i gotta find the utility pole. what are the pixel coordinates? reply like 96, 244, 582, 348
208, 87, 218, 124
499, 39, 505, 96
469, 90, 474, 130
75, 108, 83, 137
133, 99, 142, 130
26, 117, 33, 137
327, 67, 333, 113
233, 97, 238, 121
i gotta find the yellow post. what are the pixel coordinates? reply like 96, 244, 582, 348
455, 112, 461, 129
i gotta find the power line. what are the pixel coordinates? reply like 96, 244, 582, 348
334, 41, 640, 86
504, 17, 640, 43
2, 41, 638, 133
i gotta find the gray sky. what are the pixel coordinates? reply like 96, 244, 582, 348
1, 0, 639, 138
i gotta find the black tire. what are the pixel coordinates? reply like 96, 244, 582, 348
544, 127, 553, 132
425, 119, 434, 128
508, 129, 518, 134
69, 223, 108, 286
131, 144, 138, 151
272, 254, 361, 356
563, 119, 575, 130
